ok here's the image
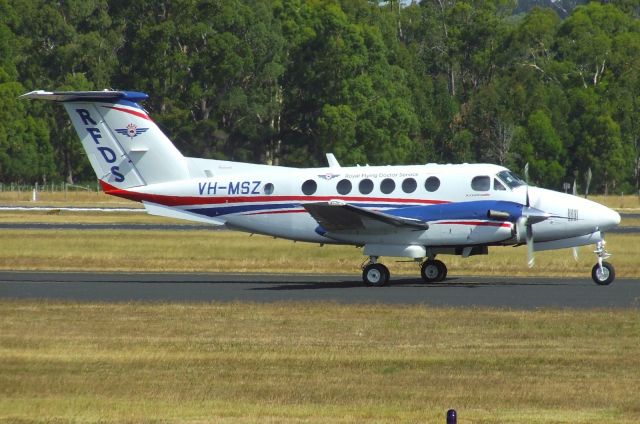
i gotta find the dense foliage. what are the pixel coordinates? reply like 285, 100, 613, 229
1, 0, 639, 194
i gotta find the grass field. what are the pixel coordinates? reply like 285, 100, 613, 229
1, 192, 639, 423
0, 227, 638, 277
1, 190, 639, 276
1, 301, 639, 423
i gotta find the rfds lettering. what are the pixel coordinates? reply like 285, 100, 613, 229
198, 181, 261, 195
75, 109, 125, 182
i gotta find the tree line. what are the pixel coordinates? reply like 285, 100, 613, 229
1, 0, 639, 194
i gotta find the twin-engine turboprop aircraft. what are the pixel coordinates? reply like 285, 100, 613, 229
21, 90, 621, 286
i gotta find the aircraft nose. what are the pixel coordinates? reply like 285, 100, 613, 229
598, 206, 621, 231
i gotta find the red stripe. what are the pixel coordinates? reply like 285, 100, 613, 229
100, 181, 449, 207
103, 105, 151, 121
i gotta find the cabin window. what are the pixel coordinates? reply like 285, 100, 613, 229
380, 178, 395, 194
471, 175, 490, 191
359, 179, 374, 194
336, 179, 352, 195
402, 178, 417, 193
301, 179, 317, 195
264, 183, 274, 195
424, 176, 440, 192
493, 179, 506, 191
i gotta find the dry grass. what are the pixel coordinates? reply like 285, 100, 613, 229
590, 194, 640, 211
1, 301, 639, 423
0, 190, 141, 208
1, 190, 638, 277
0, 210, 191, 225
0, 228, 638, 277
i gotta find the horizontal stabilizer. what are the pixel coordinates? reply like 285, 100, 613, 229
20, 90, 148, 103
304, 201, 429, 233
143, 202, 225, 226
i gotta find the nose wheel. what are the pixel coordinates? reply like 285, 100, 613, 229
592, 239, 615, 285
592, 261, 615, 285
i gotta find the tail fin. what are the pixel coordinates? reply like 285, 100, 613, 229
20, 90, 189, 189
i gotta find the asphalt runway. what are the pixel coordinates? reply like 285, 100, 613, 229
1, 271, 638, 309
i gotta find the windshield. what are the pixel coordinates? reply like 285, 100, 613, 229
497, 170, 526, 189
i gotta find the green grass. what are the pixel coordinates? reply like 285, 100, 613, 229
1, 301, 639, 423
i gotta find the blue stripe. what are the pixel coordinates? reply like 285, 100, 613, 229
186, 203, 302, 217
384, 200, 523, 222
185, 199, 524, 221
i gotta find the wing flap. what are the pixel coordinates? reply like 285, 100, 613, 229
303, 202, 428, 233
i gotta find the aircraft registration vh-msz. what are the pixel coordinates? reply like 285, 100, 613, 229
21, 90, 621, 286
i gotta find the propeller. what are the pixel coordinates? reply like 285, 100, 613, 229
518, 162, 543, 268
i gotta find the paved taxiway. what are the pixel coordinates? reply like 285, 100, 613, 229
1, 271, 638, 309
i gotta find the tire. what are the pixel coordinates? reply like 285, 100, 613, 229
421, 259, 446, 283
591, 261, 615, 285
362, 263, 390, 287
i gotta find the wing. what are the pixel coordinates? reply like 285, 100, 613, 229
303, 201, 428, 234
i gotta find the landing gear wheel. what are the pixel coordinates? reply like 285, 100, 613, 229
592, 261, 615, 285
362, 263, 390, 287
421, 259, 447, 283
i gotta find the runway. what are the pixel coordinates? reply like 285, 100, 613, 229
1, 271, 638, 309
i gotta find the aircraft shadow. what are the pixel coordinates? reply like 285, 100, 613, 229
248, 277, 565, 291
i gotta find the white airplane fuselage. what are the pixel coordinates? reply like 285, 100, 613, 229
102, 162, 619, 251
20, 90, 622, 286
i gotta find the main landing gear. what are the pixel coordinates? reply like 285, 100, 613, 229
362, 257, 390, 287
361, 256, 448, 286
591, 240, 615, 285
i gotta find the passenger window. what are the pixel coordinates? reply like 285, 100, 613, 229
402, 178, 417, 193
471, 176, 490, 191
301, 179, 317, 195
264, 183, 274, 195
493, 179, 506, 191
336, 179, 352, 195
424, 176, 440, 192
380, 178, 395, 194
359, 179, 374, 195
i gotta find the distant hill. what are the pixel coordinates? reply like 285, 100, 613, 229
515, 0, 588, 18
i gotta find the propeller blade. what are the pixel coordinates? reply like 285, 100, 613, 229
526, 223, 535, 268
572, 246, 579, 262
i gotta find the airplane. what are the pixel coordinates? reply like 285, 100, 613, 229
20, 90, 621, 286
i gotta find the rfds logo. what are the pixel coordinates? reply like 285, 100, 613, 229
115, 123, 149, 138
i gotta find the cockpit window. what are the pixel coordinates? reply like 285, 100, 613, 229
497, 170, 526, 189
493, 179, 506, 191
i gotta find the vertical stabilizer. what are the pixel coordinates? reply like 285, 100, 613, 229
20, 90, 189, 189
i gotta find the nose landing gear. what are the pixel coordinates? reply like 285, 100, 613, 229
592, 240, 615, 285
